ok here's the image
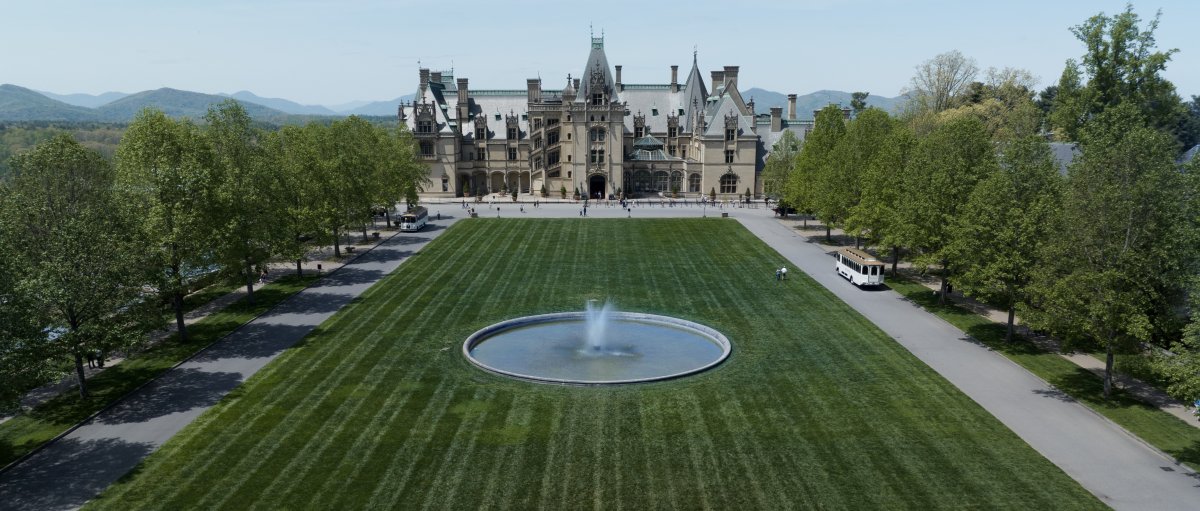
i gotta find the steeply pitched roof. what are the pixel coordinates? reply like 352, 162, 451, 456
578, 36, 615, 103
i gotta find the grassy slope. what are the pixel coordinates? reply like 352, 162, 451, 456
887, 277, 1200, 472
0, 275, 316, 468
89, 220, 1102, 509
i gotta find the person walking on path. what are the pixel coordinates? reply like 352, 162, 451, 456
781, 267, 788, 281
775, 268, 782, 282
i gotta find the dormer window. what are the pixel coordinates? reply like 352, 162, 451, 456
668, 127, 677, 138
476, 127, 486, 140
725, 128, 735, 141
417, 120, 433, 134
635, 127, 644, 138
592, 93, 603, 105
508, 127, 517, 140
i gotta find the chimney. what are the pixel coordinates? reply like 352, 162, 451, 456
723, 66, 739, 90
430, 71, 442, 85
671, 65, 679, 92
747, 98, 755, 117
614, 65, 622, 91
419, 68, 430, 96
527, 78, 541, 103
770, 107, 782, 132
457, 78, 470, 121
574, 78, 581, 91
787, 94, 797, 119
711, 71, 724, 93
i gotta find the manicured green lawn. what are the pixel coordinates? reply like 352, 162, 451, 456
89, 220, 1102, 509
887, 276, 1200, 472
0, 275, 316, 469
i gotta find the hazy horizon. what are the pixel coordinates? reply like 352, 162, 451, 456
4, 1, 1196, 106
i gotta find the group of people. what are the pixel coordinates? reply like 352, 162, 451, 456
775, 267, 789, 282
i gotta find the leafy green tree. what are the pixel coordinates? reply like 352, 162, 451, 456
850, 92, 869, 115
895, 116, 995, 304
761, 130, 801, 198
115, 109, 214, 342
374, 123, 426, 226
822, 108, 893, 244
264, 123, 325, 276
1026, 104, 1187, 399
1050, 5, 1186, 145
946, 136, 1062, 342
0, 219, 53, 408
205, 100, 280, 303
846, 123, 914, 274
1, 135, 158, 398
788, 105, 846, 239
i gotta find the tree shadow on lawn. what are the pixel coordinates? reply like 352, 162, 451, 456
189, 323, 322, 365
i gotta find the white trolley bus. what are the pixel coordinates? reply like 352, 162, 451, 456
834, 247, 885, 286
399, 206, 429, 232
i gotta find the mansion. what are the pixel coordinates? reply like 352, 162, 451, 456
400, 36, 818, 199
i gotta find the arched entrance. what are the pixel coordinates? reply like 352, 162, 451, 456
589, 174, 606, 199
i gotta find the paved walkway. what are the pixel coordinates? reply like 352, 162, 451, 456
3, 202, 1198, 510
734, 213, 1200, 511
0, 217, 462, 511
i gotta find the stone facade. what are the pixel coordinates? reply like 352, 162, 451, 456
400, 36, 812, 200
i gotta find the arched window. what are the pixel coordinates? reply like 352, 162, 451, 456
634, 171, 652, 192
653, 171, 669, 192
688, 173, 701, 193
669, 171, 683, 192
720, 173, 738, 194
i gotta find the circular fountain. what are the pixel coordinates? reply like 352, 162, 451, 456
463, 301, 731, 385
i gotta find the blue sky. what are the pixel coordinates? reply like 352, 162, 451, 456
3, 0, 1196, 106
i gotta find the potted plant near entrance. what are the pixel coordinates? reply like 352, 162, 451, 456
573, 187, 581, 201
560, 184, 567, 199
540, 184, 548, 197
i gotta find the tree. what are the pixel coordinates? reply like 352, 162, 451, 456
0, 135, 158, 398
788, 105, 846, 239
946, 136, 1062, 342
263, 123, 324, 276
761, 130, 801, 198
904, 50, 979, 115
1049, 5, 1186, 145
821, 108, 893, 245
115, 108, 214, 342
1026, 104, 1186, 399
850, 92, 869, 115
0, 218, 53, 408
205, 100, 281, 304
895, 116, 995, 304
1149, 154, 1200, 401
846, 123, 913, 275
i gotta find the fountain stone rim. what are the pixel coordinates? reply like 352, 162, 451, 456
463, 311, 732, 385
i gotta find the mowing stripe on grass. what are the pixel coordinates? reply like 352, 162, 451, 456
87, 220, 1104, 510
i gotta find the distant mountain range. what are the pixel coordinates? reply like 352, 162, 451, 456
2, 84, 906, 123
741, 88, 907, 118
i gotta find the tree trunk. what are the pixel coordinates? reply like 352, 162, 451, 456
73, 352, 89, 399
333, 226, 341, 258
173, 290, 187, 343
825, 225, 832, 242
855, 236, 861, 249
361, 222, 368, 243
296, 259, 303, 277
891, 246, 900, 276
1103, 342, 1115, 399
938, 272, 949, 306
244, 257, 256, 305
385, 210, 392, 227
1006, 306, 1015, 343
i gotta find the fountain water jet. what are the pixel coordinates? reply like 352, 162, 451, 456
585, 299, 614, 352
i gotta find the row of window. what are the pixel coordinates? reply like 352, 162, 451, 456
622, 172, 739, 194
